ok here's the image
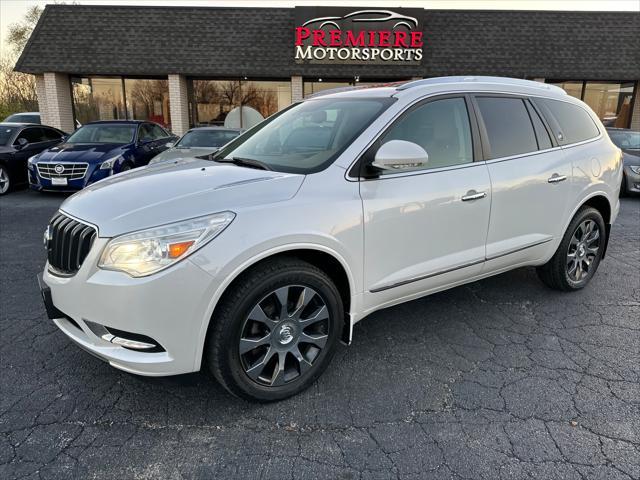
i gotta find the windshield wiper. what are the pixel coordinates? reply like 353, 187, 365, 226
216, 157, 272, 171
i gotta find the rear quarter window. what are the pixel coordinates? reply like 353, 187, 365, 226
538, 99, 600, 145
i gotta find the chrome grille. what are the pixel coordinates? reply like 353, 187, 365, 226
47, 212, 97, 275
37, 162, 88, 180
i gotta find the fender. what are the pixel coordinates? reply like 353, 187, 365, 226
561, 189, 614, 259
191, 242, 359, 372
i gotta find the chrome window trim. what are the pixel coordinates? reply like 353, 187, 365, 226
345, 89, 602, 182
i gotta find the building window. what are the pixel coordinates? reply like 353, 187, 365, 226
189, 79, 291, 129
124, 79, 171, 129
71, 77, 126, 125
303, 80, 351, 97
546, 80, 636, 128
71, 76, 170, 129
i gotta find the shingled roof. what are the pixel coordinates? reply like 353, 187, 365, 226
14, 4, 640, 80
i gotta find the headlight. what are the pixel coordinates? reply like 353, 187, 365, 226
100, 155, 122, 170
98, 212, 235, 277
630, 165, 640, 174
28, 155, 38, 169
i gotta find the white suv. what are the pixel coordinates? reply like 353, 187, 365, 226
39, 77, 622, 401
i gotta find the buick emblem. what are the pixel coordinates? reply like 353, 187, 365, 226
278, 324, 294, 345
54, 164, 65, 175
43, 225, 52, 249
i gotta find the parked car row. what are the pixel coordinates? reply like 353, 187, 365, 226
0, 117, 244, 195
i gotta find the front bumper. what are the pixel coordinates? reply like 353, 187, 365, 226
623, 165, 640, 193
40, 238, 219, 376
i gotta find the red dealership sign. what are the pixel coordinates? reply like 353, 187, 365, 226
294, 8, 424, 65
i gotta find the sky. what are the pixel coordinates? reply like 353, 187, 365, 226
1, 0, 639, 56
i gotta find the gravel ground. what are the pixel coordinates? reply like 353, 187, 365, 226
1, 189, 639, 480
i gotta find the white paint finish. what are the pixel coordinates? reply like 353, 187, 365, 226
485, 148, 572, 261
41, 76, 623, 376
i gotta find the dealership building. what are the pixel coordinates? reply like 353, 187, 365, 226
14, 4, 640, 136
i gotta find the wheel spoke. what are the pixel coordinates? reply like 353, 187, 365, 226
299, 332, 328, 349
290, 345, 313, 375
585, 229, 600, 245
567, 259, 578, 276
239, 334, 270, 354
299, 305, 329, 326
245, 348, 276, 381
248, 304, 272, 326
270, 352, 287, 386
274, 287, 289, 319
586, 245, 599, 255
290, 287, 315, 320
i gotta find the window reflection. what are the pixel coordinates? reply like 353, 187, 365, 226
72, 77, 126, 125
124, 79, 171, 129
190, 80, 291, 129
546, 80, 636, 128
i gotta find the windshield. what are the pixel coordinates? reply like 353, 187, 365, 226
214, 97, 395, 174
608, 130, 640, 150
4, 114, 39, 124
177, 129, 241, 148
66, 124, 135, 144
0, 126, 18, 146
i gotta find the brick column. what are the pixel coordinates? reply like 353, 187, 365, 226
631, 85, 640, 131
42, 72, 75, 133
291, 75, 303, 102
34, 74, 50, 125
532, 78, 546, 83
168, 74, 190, 136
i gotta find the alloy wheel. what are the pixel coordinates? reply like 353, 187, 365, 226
566, 219, 600, 282
0, 167, 9, 194
239, 285, 330, 387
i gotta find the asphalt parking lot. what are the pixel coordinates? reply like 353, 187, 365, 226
0, 189, 638, 480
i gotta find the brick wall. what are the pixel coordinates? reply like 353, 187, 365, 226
42, 73, 75, 133
168, 74, 189, 136
291, 75, 303, 102
34, 74, 49, 125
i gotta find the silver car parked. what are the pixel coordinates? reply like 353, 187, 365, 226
39, 77, 622, 402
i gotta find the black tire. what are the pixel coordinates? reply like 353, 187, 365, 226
120, 162, 133, 172
0, 165, 11, 196
536, 206, 606, 291
206, 257, 343, 402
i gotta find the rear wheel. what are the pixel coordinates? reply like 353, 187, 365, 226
0, 165, 11, 195
206, 257, 343, 402
536, 206, 605, 291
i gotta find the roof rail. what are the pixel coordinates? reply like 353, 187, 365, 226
396, 76, 567, 95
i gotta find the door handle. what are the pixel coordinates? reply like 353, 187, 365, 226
461, 190, 487, 202
548, 174, 567, 184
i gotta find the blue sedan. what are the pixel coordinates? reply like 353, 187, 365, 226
29, 120, 177, 192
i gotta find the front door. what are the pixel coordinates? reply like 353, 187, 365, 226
361, 96, 491, 310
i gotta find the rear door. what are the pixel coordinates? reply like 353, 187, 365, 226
474, 94, 571, 267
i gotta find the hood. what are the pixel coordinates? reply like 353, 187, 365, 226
622, 151, 640, 166
151, 147, 217, 163
35, 143, 126, 164
60, 158, 305, 237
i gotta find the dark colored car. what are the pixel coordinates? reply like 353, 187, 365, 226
0, 123, 67, 195
607, 127, 640, 196
148, 126, 243, 165
29, 120, 177, 192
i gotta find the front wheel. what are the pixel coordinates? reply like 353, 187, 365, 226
0, 165, 11, 195
536, 206, 606, 291
206, 257, 343, 402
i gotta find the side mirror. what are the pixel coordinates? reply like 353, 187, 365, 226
372, 140, 429, 172
14, 137, 29, 149
164, 142, 174, 149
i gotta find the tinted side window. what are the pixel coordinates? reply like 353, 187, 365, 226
150, 124, 167, 139
15, 127, 45, 144
138, 124, 154, 142
381, 97, 473, 172
41, 128, 63, 141
476, 97, 537, 159
525, 102, 553, 150
539, 99, 600, 144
